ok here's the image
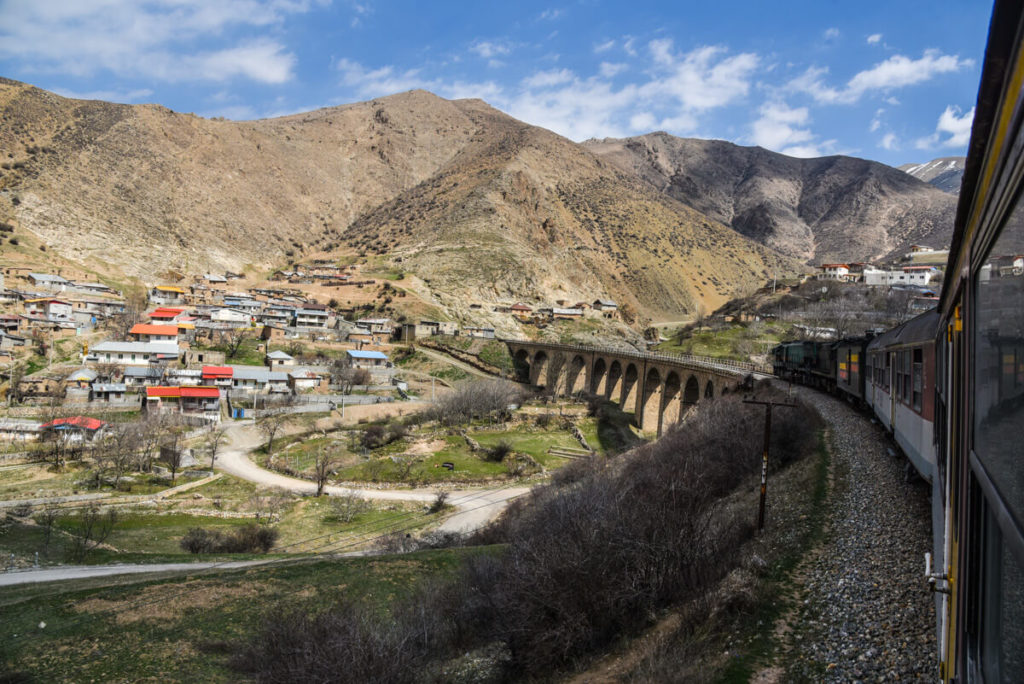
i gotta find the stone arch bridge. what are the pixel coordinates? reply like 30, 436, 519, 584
503, 340, 767, 436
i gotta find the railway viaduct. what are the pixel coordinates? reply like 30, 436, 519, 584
502, 340, 766, 436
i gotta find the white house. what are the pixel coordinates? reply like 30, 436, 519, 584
149, 285, 186, 304
344, 349, 389, 369
294, 308, 330, 328
817, 264, 851, 281
90, 341, 180, 366
128, 323, 179, 343
862, 266, 937, 287
211, 308, 251, 324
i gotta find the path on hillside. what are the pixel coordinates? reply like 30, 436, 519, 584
760, 389, 935, 681
415, 346, 494, 380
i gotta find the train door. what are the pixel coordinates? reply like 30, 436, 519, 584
888, 350, 896, 430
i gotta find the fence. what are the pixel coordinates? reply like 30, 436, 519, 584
500, 339, 773, 375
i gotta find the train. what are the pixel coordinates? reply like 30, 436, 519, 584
773, 1, 1023, 678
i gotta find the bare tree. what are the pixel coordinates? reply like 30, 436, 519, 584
99, 424, 141, 490
426, 379, 522, 426
258, 413, 289, 461
331, 364, 371, 393
249, 488, 290, 524
160, 431, 185, 483
107, 292, 146, 340
68, 505, 118, 562
38, 506, 59, 557
135, 414, 167, 472
329, 492, 370, 523
313, 446, 335, 497
204, 425, 229, 469
219, 328, 252, 360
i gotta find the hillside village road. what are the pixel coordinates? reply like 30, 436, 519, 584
217, 421, 530, 533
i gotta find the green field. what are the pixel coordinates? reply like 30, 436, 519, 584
0, 549, 489, 683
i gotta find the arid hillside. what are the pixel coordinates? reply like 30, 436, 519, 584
584, 133, 957, 263
0, 79, 797, 320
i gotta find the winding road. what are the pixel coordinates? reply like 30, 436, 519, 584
1, 413, 530, 586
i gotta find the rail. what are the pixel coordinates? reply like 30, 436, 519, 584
500, 339, 772, 375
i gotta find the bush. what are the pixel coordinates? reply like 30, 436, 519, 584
238, 389, 822, 680
180, 524, 279, 554
482, 440, 512, 463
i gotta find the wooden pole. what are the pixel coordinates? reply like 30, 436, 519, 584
744, 398, 797, 531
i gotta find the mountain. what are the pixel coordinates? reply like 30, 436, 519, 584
898, 156, 965, 194
583, 133, 957, 264
0, 79, 796, 320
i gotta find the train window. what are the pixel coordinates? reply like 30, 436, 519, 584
977, 507, 1024, 681
913, 348, 923, 411
973, 188, 1024, 529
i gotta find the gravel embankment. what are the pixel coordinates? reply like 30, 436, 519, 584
787, 389, 936, 681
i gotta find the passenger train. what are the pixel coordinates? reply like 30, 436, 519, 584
774, 1, 1023, 678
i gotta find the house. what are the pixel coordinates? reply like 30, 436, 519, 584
149, 307, 186, 322
28, 273, 69, 289
349, 330, 390, 346
0, 314, 22, 333
144, 386, 221, 416
90, 383, 127, 403
231, 367, 290, 393
354, 318, 392, 334
124, 366, 164, 389
201, 365, 234, 388
266, 350, 295, 369
211, 308, 252, 325
204, 274, 228, 286
463, 326, 496, 339
509, 301, 532, 317
129, 323, 179, 343
71, 281, 118, 296
90, 341, 180, 366
591, 299, 616, 312
552, 308, 584, 320
817, 264, 851, 281
862, 266, 938, 287
344, 349, 389, 369
40, 416, 108, 442
65, 368, 99, 389
992, 254, 1024, 276
0, 419, 41, 442
288, 367, 329, 393
24, 298, 73, 320
258, 307, 294, 327
294, 308, 330, 328
150, 285, 186, 304
180, 348, 226, 367
164, 368, 203, 386
0, 332, 28, 350
260, 324, 289, 341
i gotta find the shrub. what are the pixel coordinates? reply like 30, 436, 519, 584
482, 440, 512, 463
180, 524, 279, 554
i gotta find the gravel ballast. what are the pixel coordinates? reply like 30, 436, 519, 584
786, 389, 936, 681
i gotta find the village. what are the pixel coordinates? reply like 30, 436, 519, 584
0, 256, 627, 437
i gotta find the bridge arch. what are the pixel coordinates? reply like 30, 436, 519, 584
513, 349, 531, 383
606, 360, 623, 401
566, 354, 587, 396
531, 351, 549, 389
662, 370, 683, 430
683, 375, 700, 405
591, 358, 608, 395
621, 362, 640, 414
705, 380, 714, 399
640, 367, 663, 432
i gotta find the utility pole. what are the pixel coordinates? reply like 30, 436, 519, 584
743, 398, 797, 531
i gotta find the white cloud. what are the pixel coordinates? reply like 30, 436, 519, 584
641, 41, 759, 110
337, 43, 758, 142
469, 40, 512, 59
916, 105, 975, 149
51, 87, 153, 103
594, 39, 615, 54
539, 8, 563, 21
521, 68, 574, 89
599, 62, 627, 78
630, 112, 657, 131
789, 50, 973, 104
751, 101, 813, 150
867, 33, 882, 44
869, 108, 884, 132
881, 132, 898, 150
0, 0, 307, 83
622, 36, 637, 56
824, 28, 840, 39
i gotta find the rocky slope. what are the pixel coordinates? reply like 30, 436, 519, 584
584, 133, 957, 264
898, 156, 965, 194
0, 79, 795, 319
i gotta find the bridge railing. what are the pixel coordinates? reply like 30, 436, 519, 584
500, 339, 772, 375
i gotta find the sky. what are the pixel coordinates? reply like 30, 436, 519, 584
0, 0, 994, 167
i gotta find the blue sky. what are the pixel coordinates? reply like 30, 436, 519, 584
0, 1, 993, 166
